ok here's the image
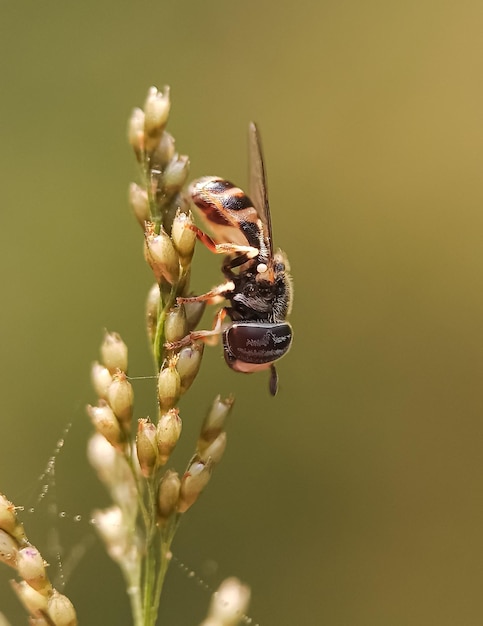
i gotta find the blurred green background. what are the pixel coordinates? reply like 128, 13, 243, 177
2, 1, 483, 624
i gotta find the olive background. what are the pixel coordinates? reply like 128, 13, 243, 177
1, 1, 483, 624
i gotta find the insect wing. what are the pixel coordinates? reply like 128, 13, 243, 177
248, 122, 273, 257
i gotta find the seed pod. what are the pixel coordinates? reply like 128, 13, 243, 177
11, 580, 49, 616
157, 470, 181, 524
198, 431, 227, 465
157, 360, 181, 411
87, 402, 123, 449
198, 395, 234, 453
0, 494, 26, 545
164, 305, 188, 344
0, 528, 18, 569
46, 590, 78, 626
17, 546, 51, 595
91, 361, 112, 400
136, 419, 158, 478
176, 342, 204, 393
127, 107, 145, 158
152, 131, 176, 169
107, 370, 134, 431
177, 459, 212, 513
144, 222, 180, 285
143, 86, 171, 153
100, 331, 128, 374
156, 408, 182, 465
171, 209, 197, 266
162, 155, 189, 196
184, 299, 206, 330
129, 182, 150, 227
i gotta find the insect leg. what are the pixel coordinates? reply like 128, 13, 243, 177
176, 281, 235, 305
189, 224, 259, 258
165, 308, 227, 350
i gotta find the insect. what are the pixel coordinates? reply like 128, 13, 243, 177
167, 122, 293, 395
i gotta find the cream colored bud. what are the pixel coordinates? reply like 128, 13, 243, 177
184, 300, 206, 330
0, 494, 25, 544
207, 577, 251, 626
107, 370, 134, 430
136, 419, 158, 478
171, 209, 197, 264
177, 342, 204, 393
157, 360, 181, 410
127, 107, 145, 156
11, 580, 48, 616
92, 506, 129, 563
17, 547, 51, 595
152, 131, 176, 168
91, 361, 112, 400
144, 86, 171, 152
45, 590, 77, 626
157, 470, 181, 523
164, 305, 188, 344
177, 459, 212, 513
198, 395, 234, 452
129, 182, 150, 227
146, 283, 160, 343
87, 401, 122, 449
144, 222, 180, 285
0, 529, 18, 569
100, 331, 128, 374
198, 431, 227, 465
156, 408, 182, 465
162, 155, 190, 196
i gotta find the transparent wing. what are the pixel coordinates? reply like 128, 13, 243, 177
248, 122, 273, 257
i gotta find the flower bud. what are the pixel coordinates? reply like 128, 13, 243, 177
92, 506, 129, 563
162, 155, 189, 196
144, 222, 180, 285
198, 431, 227, 465
10, 580, 48, 616
206, 577, 251, 626
198, 395, 234, 453
87, 401, 122, 449
177, 459, 212, 513
0, 529, 18, 569
156, 408, 182, 465
91, 361, 112, 400
171, 210, 197, 265
152, 131, 176, 169
129, 182, 150, 227
107, 370, 134, 431
164, 305, 188, 344
136, 419, 158, 478
0, 494, 26, 544
184, 299, 206, 330
100, 331, 128, 374
46, 590, 77, 626
127, 107, 145, 157
176, 342, 204, 393
144, 86, 171, 153
146, 283, 160, 343
157, 360, 181, 410
157, 470, 181, 524
17, 546, 51, 595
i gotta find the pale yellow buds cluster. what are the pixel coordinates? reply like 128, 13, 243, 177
0, 494, 77, 625
88, 331, 133, 448
200, 577, 251, 626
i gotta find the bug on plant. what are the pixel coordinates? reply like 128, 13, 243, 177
167, 123, 293, 395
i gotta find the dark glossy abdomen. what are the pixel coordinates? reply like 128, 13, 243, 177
223, 322, 293, 372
